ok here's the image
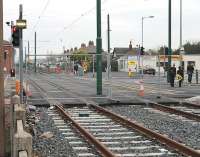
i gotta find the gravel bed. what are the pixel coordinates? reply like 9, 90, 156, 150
33, 107, 77, 157
106, 105, 200, 150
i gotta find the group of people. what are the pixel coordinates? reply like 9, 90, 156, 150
169, 63, 194, 87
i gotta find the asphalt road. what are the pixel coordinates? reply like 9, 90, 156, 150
26, 72, 200, 105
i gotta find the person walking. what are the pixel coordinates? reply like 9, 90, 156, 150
74, 64, 78, 75
177, 66, 184, 87
169, 64, 176, 87
187, 63, 194, 83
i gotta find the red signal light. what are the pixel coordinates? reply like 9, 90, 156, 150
11, 26, 17, 33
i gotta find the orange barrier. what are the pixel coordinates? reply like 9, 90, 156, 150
16, 80, 20, 95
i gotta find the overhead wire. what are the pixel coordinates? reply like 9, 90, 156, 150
53, 0, 109, 41
27, 0, 51, 38
26, 0, 109, 53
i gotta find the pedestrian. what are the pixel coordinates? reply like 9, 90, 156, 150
169, 64, 176, 87
74, 64, 78, 75
10, 68, 15, 77
177, 66, 184, 87
187, 63, 194, 83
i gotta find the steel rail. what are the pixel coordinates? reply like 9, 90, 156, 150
150, 103, 200, 122
55, 105, 117, 157
90, 104, 200, 157
183, 102, 200, 109
135, 96, 200, 122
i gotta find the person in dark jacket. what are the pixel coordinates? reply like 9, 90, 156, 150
177, 66, 184, 87
169, 64, 176, 87
74, 64, 78, 75
187, 63, 194, 83
10, 68, 15, 77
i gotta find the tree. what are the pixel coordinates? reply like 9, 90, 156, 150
157, 46, 166, 55
183, 41, 200, 54
70, 50, 91, 64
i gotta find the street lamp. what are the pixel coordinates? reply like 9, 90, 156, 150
141, 16, 154, 47
179, 0, 184, 67
180, 0, 182, 49
141, 16, 154, 78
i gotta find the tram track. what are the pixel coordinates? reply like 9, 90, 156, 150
28, 76, 200, 157
30, 73, 200, 122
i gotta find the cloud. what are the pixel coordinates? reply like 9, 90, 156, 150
3, 0, 200, 54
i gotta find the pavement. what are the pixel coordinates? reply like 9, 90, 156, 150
24, 72, 200, 106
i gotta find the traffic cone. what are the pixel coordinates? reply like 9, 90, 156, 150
138, 81, 144, 97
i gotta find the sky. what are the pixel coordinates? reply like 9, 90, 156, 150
3, 0, 200, 56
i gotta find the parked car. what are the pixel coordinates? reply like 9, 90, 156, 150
143, 66, 156, 75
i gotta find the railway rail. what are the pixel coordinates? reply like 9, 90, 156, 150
29, 74, 200, 123
53, 105, 177, 157
28, 76, 200, 157
132, 95, 200, 122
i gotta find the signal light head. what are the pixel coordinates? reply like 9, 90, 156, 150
11, 26, 20, 47
11, 26, 17, 33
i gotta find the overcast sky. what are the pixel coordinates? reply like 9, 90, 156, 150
3, 0, 200, 55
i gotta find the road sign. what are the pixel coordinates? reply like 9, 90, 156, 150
16, 19, 27, 29
128, 56, 137, 73
176, 74, 183, 81
128, 61, 136, 65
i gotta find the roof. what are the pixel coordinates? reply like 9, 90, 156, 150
87, 46, 96, 54
113, 47, 138, 56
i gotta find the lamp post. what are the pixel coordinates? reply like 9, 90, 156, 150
179, 0, 184, 67
141, 16, 154, 78
141, 16, 154, 47
180, 0, 182, 49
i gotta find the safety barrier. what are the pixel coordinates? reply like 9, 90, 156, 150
12, 95, 32, 157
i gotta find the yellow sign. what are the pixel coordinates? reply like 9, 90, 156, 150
176, 74, 183, 81
16, 19, 27, 29
128, 61, 136, 65
159, 55, 182, 62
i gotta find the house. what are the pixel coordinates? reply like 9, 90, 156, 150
114, 46, 200, 73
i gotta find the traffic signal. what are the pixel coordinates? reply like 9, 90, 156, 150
12, 26, 20, 47
165, 47, 169, 55
141, 46, 145, 55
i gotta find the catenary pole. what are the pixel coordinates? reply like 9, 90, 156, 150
28, 40, 30, 71
107, 14, 111, 80
34, 32, 37, 73
167, 0, 172, 82
107, 14, 112, 98
168, 0, 172, 67
25, 47, 27, 73
96, 0, 102, 95
0, 0, 5, 156
19, 4, 24, 103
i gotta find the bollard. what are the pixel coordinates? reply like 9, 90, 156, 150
13, 120, 32, 157
14, 104, 26, 131
196, 69, 198, 84
13, 102, 32, 157
19, 151, 28, 157
11, 95, 20, 157
12, 95, 20, 105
